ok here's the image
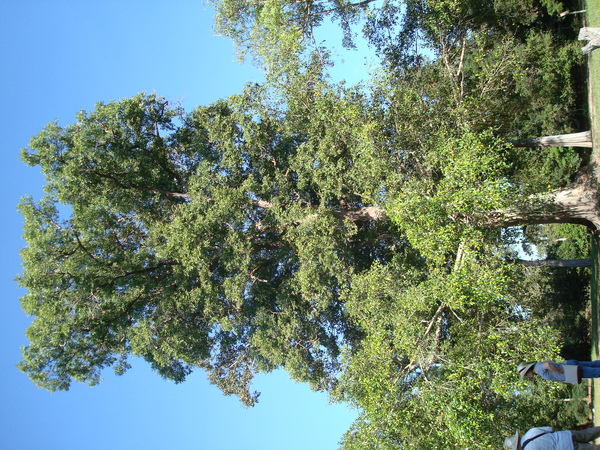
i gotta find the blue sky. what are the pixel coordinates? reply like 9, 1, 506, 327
0, 2, 376, 449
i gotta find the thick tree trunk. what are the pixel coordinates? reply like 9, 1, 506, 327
484, 179, 600, 230
252, 172, 600, 229
516, 259, 592, 268
326, 182, 600, 228
579, 28, 600, 54
510, 131, 593, 148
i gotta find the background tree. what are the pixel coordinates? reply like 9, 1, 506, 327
211, 0, 376, 79
520, 222, 592, 361
331, 240, 592, 448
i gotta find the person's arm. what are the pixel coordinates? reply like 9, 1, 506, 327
541, 362, 563, 374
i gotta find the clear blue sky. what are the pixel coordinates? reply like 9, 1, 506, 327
0, 2, 376, 449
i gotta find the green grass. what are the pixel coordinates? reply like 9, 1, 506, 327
586, 0, 600, 152
583, 0, 600, 427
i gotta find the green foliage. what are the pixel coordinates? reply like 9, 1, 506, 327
17, 0, 595, 445
333, 250, 590, 448
211, 0, 374, 79
389, 130, 513, 263
17, 87, 411, 404
460, 31, 583, 138
546, 224, 592, 260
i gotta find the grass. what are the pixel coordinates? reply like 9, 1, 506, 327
583, 0, 600, 427
587, 1, 600, 154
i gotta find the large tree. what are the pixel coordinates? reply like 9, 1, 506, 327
17, 0, 595, 446
18, 81, 594, 421
17, 82, 417, 405
19, 35, 593, 401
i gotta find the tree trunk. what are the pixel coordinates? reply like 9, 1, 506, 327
515, 258, 592, 268
484, 180, 600, 230
336, 206, 387, 221
510, 131, 593, 148
335, 181, 600, 229
579, 28, 600, 54
252, 170, 600, 229
252, 199, 387, 222
294, 180, 600, 228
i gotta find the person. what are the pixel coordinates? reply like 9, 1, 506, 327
504, 426, 600, 449
518, 360, 600, 382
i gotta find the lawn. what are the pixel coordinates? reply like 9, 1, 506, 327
587, 0, 600, 154
583, 0, 600, 427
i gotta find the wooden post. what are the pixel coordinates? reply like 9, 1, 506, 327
579, 28, 600, 54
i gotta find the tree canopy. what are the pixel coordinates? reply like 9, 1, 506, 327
18, 0, 597, 447
18, 83, 410, 405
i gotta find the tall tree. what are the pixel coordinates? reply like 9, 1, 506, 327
17, 85, 416, 404
18, 2, 594, 446
18, 59, 595, 405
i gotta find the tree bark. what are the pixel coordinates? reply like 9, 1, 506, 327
336, 206, 387, 221
253, 184, 600, 229
251, 171, 600, 230
579, 28, 600, 54
510, 131, 593, 148
252, 198, 387, 222
484, 181, 600, 230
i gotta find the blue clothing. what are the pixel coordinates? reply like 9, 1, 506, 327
534, 361, 565, 382
520, 427, 573, 450
535, 360, 600, 381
